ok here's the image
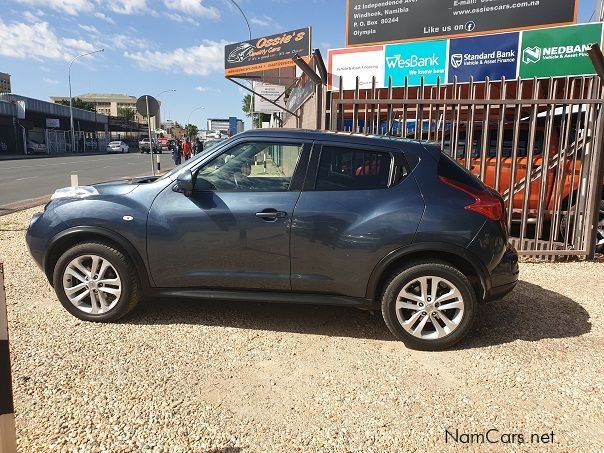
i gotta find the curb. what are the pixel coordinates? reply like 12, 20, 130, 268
0, 195, 50, 217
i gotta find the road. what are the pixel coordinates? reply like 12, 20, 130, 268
0, 153, 175, 207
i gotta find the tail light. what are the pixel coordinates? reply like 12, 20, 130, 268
439, 176, 504, 221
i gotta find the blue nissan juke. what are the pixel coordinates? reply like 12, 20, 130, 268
27, 129, 518, 350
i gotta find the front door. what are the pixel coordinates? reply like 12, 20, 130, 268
147, 139, 308, 290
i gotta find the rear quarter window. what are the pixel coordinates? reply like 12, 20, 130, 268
438, 152, 485, 191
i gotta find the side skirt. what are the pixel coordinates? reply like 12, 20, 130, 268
148, 288, 376, 309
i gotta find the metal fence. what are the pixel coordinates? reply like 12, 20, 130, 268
327, 75, 604, 258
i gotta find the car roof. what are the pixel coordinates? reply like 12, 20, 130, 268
235, 129, 427, 150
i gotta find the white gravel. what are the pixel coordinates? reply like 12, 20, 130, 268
1, 207, 603, 452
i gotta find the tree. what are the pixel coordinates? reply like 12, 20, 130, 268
117, 106, 136, 122
55, 97, 96, 112
242, 94, 270, 128
184, 123, 199, 140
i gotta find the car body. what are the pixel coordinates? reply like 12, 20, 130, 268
26, 129, 519, 350
27, 139, 47, 154
106, 141, 129, 153
139, 138, 161, 153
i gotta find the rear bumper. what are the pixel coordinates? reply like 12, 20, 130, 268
483, 244, 519, 302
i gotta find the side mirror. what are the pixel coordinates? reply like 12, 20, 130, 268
176, 169, 194, 197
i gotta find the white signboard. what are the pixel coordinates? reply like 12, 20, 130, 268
46, 118, 60, 128
253, 82, 286, 114
328, 46, 385, 90
16, 100, 25, 119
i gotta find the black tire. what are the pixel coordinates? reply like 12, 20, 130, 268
52, 241, 141, 322
381, 261, 477, 351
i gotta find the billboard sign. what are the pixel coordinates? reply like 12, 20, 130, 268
224, 28, 311, 77
346, 0, 577, 47
448, 32, 519, 83
519, 23, 603, 79
384, 40, 447, 87
228, 117, 238, 136
45, 118, 60, 128
253, 82, 286, 114
328, 46, 385, 90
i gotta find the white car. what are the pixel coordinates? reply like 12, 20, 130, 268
107, 141, 129, 153
27, 139, 47, 154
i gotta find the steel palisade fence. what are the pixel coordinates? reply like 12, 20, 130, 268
326, 75, 604, 259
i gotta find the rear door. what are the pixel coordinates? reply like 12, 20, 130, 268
290, 142, 424, 298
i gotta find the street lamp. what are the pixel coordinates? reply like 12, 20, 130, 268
225, 0, 251, 40
224, 0, 255, 129
155, 89, 176, 131
186, 106, 205, 140
68, 48, 104, 153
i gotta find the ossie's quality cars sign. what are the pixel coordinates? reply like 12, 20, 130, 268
225, 28, 311, 77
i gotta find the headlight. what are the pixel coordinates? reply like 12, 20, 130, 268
51, 186, 100, 200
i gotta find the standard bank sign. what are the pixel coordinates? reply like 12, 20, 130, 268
448, 33, 519, 83
385, 40, 447, 86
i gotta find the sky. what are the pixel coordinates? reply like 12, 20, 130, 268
0, 0, 599, 130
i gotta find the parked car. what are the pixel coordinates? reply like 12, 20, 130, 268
26, 130, 518, 350
107, 141, 129, 153
27, 139, 46, 154
139, 138, 161, 153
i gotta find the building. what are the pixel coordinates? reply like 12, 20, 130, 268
0, 93, 109, 155
207, 117, 244, 137
0, 73, 11, 94
50, 93, 161, 130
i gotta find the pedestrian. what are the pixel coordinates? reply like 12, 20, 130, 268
183, 139, 192, 161
171, 141, 181, 166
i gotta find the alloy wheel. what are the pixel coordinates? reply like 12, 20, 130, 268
62, 254, 122, 315
395, 276, 465, 340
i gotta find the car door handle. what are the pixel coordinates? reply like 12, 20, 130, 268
256, 209, 288, 221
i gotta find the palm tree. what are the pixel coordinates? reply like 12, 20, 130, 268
242, 94, 270, 128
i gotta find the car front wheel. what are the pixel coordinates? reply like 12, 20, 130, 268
381, 261, 477, 350
53, 242, 140, 322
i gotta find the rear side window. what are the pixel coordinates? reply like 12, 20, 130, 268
316, 146, 392, 191
438, 152, 485, 191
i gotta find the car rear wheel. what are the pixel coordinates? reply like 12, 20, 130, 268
53, 242, 141, 322
381, 261, 477, 351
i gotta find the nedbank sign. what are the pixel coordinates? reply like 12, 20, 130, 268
519, 23, 603, 78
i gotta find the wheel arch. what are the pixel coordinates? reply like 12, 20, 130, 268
44, 226, 152, 290
366, 243, 490, 303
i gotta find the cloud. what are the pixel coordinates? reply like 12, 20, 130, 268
43, 77, 59, 84
94, 12, 115, 24
0, 19, 96, 61
162, 0, 219, 18
78, 24, 99, 34
165, 12, 196, 24
23, 11, 43, 23
124, 40, 226, 76
15, 0, 94, 15
107, 0, 147, 15
250, 15, 280, 28
195, 86, 221, 94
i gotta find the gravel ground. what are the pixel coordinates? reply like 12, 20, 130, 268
1, 207, 603, 452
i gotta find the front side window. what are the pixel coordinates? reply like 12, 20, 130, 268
315, 146, 392, 191
195, 141, 303, 192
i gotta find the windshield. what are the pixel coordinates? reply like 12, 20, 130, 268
156, 140, 226, 181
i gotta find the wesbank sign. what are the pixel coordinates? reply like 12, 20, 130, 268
327, 22, 604, 90
384, 41, 447, 86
